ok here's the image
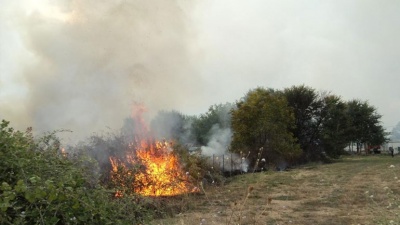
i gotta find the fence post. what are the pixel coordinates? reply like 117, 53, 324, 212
230, 153, 233, 176
212, 154, 214, 170
222, 154, 225, 173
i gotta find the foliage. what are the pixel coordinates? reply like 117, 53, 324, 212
283, 85, 326, 161
0, 120, 154, 224
74, 131, 132, 185
172, 144, 223, 185
230, 87, 301, 167
192, 103, 235, 146
345, 99, 387, 153
282, 85, 387, 160
0, 84, 390, 223
319, 94, 350, 158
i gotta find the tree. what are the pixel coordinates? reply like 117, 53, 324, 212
282, 85, 325, 161
345, 100, 387, 154
319, 94, 350, 158
231, 87, 301, 167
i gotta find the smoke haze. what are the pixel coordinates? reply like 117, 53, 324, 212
2, 0, 400, 140
0, 0, 203, 141
201, 125, 248, 172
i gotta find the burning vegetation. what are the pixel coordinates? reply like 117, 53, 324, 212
109, 139, 196, 197
108, 105, 198, 197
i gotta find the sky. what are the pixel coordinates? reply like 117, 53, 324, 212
1, 0, 399, 141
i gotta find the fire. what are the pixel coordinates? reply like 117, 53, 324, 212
60, 147, 67, 157
109, 104, 196, 197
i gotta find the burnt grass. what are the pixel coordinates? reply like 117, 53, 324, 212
151, 155, 400, 225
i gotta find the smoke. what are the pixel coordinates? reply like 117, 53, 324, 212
200, 124, 231, 156
201, 124, 248, 172
390, 121, 400, 142
0, 0, 203, 142
149, 110, 194, 144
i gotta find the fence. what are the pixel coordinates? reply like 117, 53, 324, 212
209, 153, 248, 175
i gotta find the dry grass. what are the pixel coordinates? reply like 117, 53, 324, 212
150, 155, 400, 225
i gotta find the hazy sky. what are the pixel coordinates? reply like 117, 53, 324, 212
194, 0, 400, 129
1, 0, 399, 140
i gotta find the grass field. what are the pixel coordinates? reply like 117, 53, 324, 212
151, 155, 400, 225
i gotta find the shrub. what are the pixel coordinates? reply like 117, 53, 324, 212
0, 120, 154, 224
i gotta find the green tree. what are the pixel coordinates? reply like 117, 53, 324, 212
345, 100, 387, 154
319, 94, 350, 158
231, 88, 301, 167
283, 85, 325, 161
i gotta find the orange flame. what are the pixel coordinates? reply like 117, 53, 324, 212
109, 104, 196, 197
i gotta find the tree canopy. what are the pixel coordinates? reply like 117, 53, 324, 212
279, 85, 387, 161
283, 85, 325, 161
319, 94, 351, 158
345, 99, 388, 153
230, 87, 301, 166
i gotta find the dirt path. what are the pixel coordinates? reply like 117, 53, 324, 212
152, 156, 400, 225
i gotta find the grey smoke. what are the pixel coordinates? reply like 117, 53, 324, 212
149, 110, 193, 144
390, 122, 400, 142
0, 0, 204, 142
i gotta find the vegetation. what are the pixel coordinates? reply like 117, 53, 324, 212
346, 99, 388, 153
152, 155, 400, 225
0, 84, 390, 224
118, 85, 388, 170
280, 85, 387, 162
283, 85, 326, 162
318, 94, 350, 158
230, 88, 301, 167
191, 103, 235, 146
228, 85, 388, 166
0, 120, 157, 224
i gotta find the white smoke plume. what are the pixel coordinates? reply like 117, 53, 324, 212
200, 124, 231, 156
0, 0, 203, 142
201, 124, 248, 172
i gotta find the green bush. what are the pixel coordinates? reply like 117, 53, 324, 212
0, 120, 154, 224
172, 144, 225, 185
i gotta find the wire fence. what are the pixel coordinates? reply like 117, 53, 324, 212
209, 153, 248, 175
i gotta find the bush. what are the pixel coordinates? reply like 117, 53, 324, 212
173, 144, 225, 186
0, 120, 154, 224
